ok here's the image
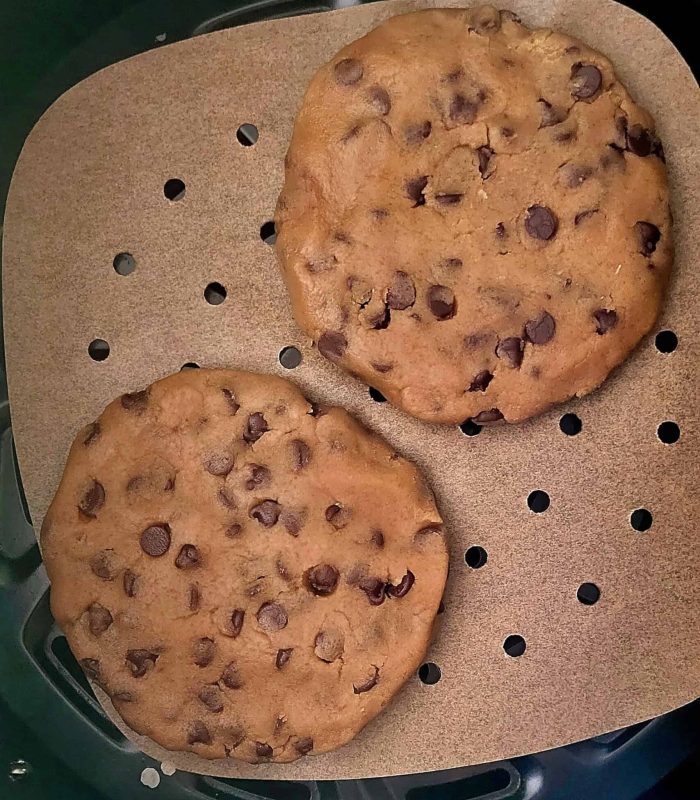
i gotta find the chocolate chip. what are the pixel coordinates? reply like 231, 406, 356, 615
450, 94, 477, 125
198, 685, 224, 713
291, 440, 311, 470
626, 123, 662, 157
87, 603, 113, 636
318, 331, 347, 361
405, 175, 428, 207
593, 308, 618, 334
314, 629, 344, 662
358, 577, 387, 605
436, 193, 463, 206
387, 570, 415, 598
371, 529, 385, 548
83, 422, 101, 446
193, 637, 216, 667
257, 602, 288, 631
635, 221, 661, 256
443, 257, 463, 269
353, 665, 379, 694
525, 311, 556, 344
250, 499, 281, 527
187, 720, 212, 746
188, 583, 201, 611
245, 464, 270, 490
225, 522, 242, 538
140, 523, 171, 557
559, 163, 593, 188
404, 120, 431, 144
496, 337, 524, 368
570, 63, 602, 99
295, 737, 313, 755
220, 661, 243, 689
89, 549, 118, 580
472, 408, 504, 424
204, 452, 234, 476
79, 480, 105, 517
243, 412, 269, 443
305, 564, 339, 596
575, 209, 598, 226
524, 205, 558, 240
80, 658, 101, 682
368, 85, 391, 115
553, 128, 576, 143
386, 271, 416, 310
218, 488, 237, 510
276, 648, 293, 669
123, 569, 137, 597
476, 146, 494, 179
221, 387, 240, 414
325, 503, 350, 529
427, 285, 456, 320
538, 99, 566, 128
120, 389, 148, 413
468, 370, 493, 392
334, 58, 363, 86
255, 742, 273, 759
281, 510, 303, 536
229, 608, 245, 638
126, 649, 159, 678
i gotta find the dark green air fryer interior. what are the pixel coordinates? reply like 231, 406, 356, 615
1, 2, 699, 798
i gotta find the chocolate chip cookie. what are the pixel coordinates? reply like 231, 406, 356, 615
41, 369, 447, 762
276, 6, 673, 425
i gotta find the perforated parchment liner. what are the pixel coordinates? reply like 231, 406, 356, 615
3, 0, 699, 780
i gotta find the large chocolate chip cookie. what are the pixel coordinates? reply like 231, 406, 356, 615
41, 369, 447, 762
276, 6, 672, 425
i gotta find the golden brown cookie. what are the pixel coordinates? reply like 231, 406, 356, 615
41, 369, 447, 762
276, 6, 672, 425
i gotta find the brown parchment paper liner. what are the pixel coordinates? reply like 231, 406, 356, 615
3, 0, 699, 780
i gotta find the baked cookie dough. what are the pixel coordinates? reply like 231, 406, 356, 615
41, 369, 447, 762
275, 6, 673, 425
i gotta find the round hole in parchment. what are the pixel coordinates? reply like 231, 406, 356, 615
630, 508, 653, 532
88, 339, 110, 362
113, 252, 136, 276
418, 662, 441, 685
369, 386, 387, 403
236, 123, 259, 146
657, 421, 680, 445
655, 330, 678, 353
279, 346, 302, 369
503, 634, 526, 658
527, 490, 550, 513
577, 582, 601, 605
180, 362, 200, 371
204, 282, 227, 305
260, 220, 277, 245
459, 419, 482, 437
465, 545, 488, 569
559, 413, 582, 436
163, 178, 186, 201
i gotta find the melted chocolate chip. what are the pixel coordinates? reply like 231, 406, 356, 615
353, 666, 380, 694
317, 331, 347, 361
626, 123, 662, 158
193, 637, 216, 667
291, 440, 311, 470
120, 389, 148, 413
256, 602, 288, 631
593, 308, 618, 334
276, 648, 293, 669
140, 523, 171, 557
87, 603, 113, 636
477, 146, 494, 179
525, 205, 558, 240
226, 522, 242, 538
371, 529, 385, 548
574, 209, 598, 226
387, 271, 416, 310
450, 94, 477, 125
436, 193, 463, 205
314, 629, 344, 662
198, 685, 224, 713
295, 737, 313, 755
405, 175, 428, 206
188, 583, 201, 612
358, 577, 387, 605
89, 549, 118, 580
221, 387, 240, 414
325, 503, 350, 529
250, 499, 281, 527
570, 63, 602, 99
243, 412, 269, 443
524, 311, 556, 344
559, 163, 593, 188
468, 370, 493, 392
472, 408, 504, 424
368, 85, 391, 115
221, 661, 243, 689
245, 464, 270, 490
79, 480, 105, 517
635, 221, 661, 256
187, 721, 212, 746
83, 422, 101, 446
126, 649, 159, 678
496, 337, 524, 368
123, 569, 137, 597
229, 609, 245, 638
204, 452, 234, 476
427, 285, 456, 320
387, 570, 415, 598
334, 58, 363, 85
404, 120, 432, 144
305, 564, 339, 596
80, 658, 101, 682
256, 742, 273, 759
218, 488, 237, 509
281, 510, 303, 536
538, 99, 566, 128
